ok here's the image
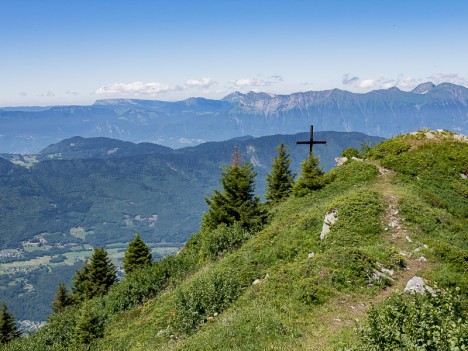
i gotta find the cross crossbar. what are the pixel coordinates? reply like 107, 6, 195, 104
296, 125, 327, 154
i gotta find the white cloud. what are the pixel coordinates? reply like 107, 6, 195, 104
95, 82, 182, 96
342, 74, 360, 85
349, 73, 467, 91
229, 75, 284, 89
359, 79, 375, 88
37, 91, 55, 97
230, 78, 271, 88
18, 92, 27, 97
428, 73, 468, 86
270, 75, 283, 82
66, 90, 80, 95
352, 76, 422, 90
185, 77, 217, 88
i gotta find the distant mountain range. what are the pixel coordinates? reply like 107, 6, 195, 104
0, 82, 466, 153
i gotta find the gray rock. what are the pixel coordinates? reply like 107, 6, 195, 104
307, 252, 315, 259
404, 276, 433, 294
335, 157, 348, 166
252, 279, 261, 286
320, 209, 338, 240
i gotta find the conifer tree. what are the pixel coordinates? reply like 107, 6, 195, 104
0, 302, 20, 344
72, 259, 93, 302
88, 247, 117, 297
72, 302, 104, 347
123, 233, 152, 274
292, 153, 325, 196
72, 248, 117, 301
265, 143, 295, 204
203, 146, 266, 231
52, 282, 72, 313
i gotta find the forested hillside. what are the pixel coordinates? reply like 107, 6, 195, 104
0, 131, 381, 323
2, 129, 466, 350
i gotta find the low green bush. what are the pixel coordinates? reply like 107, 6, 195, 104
171, 267, 244, 334
341, 147, 361, 159
347, 288, 467, 351
198, 222, 253, 260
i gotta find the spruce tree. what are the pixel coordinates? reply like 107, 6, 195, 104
72, 259, 93, 302
292, 153, 325, 196
123, 233, 152, 274
0, 302, 20, 344
52, 282, 72, 313
265, 143, 295, 204
72, 248, 117, 301
203, 146, 266, 231
88, 247, 117, 297
72, 302, 104, 347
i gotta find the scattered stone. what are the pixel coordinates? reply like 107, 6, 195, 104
379, 167, 391, 174
370, 269, 395, 284
405, 235, 413, 243
335, 156, 348, 166
453, 133, 468, 143
413, 247, 421, 253
423, 244, 428, 249
425, 131, 435, 139
417, 256, 427, 262
389, 221, 398, 228
252, 279, 261, 286
156, 330, 165, 337
351, 156, 363, 161
381, 267, 394, 276
404, 276, 433, 294
320, 208, 338, 240
307, 252, 315, 259
437, 129, 444, 133
461, 173, 467, 179
213, 312, 218, 317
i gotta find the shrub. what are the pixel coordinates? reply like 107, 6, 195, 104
198, 222, 253, 260
172, 267, 243, 334
348, 288, 467, 351
341, 147, 360, 159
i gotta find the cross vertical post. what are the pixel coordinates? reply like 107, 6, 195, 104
296, 124, 326, 155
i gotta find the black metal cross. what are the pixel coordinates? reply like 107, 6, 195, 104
296, 124, 326, 154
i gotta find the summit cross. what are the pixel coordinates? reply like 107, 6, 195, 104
296, 125, 326, 154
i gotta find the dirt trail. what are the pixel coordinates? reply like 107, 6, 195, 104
302, 162, 428, 350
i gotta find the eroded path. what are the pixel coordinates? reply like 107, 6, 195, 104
299, 161, 430, 350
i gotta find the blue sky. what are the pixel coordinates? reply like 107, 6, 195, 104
1, 0, 467, 106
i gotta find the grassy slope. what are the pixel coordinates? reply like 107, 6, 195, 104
4, 130, 467, 351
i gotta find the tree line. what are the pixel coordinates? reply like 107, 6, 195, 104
0, 143, 326, 345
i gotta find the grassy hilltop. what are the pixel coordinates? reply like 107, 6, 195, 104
3, 130, 467, 351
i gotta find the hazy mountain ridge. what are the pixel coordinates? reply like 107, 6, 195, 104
0, 82, 465, 153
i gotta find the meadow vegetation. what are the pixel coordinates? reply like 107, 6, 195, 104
1, 130, 466, 350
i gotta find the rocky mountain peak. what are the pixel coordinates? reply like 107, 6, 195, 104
411, 82, 435, 94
